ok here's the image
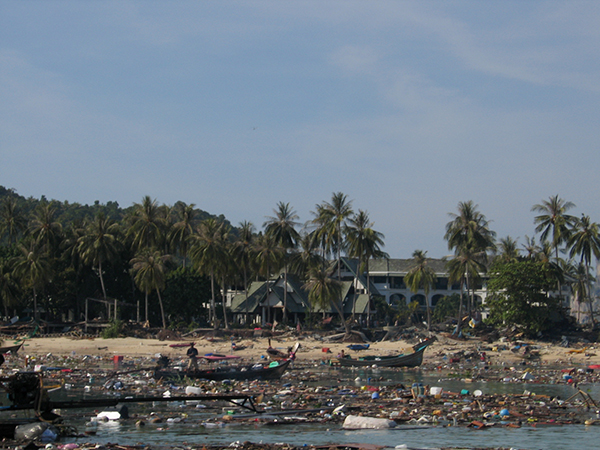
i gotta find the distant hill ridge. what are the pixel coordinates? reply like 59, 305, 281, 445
0, 185, 228, 229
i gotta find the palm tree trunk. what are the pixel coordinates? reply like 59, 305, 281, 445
283, 264, 288, 324
455, 277, 464, 336
33, 286, 38, 321
221, 274, 229, 330
337, 225, 347, 329
426, 295, 431, 331
98, 261, 107, 300
156, 288, 167, 329
244, 267, 249, 327
586, 264, 595, 327
210, 270, 217, 329
332, 297, 350, 336
145, 292, 149, 323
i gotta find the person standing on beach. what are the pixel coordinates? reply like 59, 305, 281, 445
187, 343, 199, 370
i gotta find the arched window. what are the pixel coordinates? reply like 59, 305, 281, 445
431, 294, 444, 307
389, 293, 406, 307
411, 294, 426, 307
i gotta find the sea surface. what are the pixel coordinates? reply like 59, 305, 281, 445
37, 367, 600, 449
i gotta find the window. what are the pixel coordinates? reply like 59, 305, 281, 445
435, 278, 448, 290
391, 277, 406, 289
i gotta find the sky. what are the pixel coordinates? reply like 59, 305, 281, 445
2, 1, 600, 259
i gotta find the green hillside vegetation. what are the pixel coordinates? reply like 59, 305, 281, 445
0, 187, 597, 337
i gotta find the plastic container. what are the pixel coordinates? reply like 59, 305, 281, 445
430, 387, 443, 397
113, 355, 123, 370
185, 386, 202, 395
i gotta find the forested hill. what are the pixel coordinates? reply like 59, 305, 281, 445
0, 185, 229, 230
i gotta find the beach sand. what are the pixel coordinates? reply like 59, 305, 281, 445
9, 333, 596, 368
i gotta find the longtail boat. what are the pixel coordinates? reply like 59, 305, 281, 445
0, 343, 23, 354
333, 338, 435, 368
154, 358, 292, 381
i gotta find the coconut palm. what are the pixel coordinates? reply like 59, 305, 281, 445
169, 202, 198, 268
345, 209, 387, 321
190, 218, 228, 329
446, 245, 487, 335
28, 201, 63, 255
522, 235, 541, 260
12, 243, 53, 320
0, 197, 27, 244
444, 201, 496, 253
232, 221, 256, 325
405, 250, 437, 330
496, 236, 521, 263
77, 212, 123, 300
311, 192, 353, 327
288, 231, 324, 280
127, 196, 167, 253
264, 202, 300, 323
131, 250, 171, 329
568, 214, 600, 326
252, 232, 284, 325
303, 265, 349, 335
444, 201, 495, 333
563, 260, 591, 323
531, 195, 576, 263
214, 224, 233, 329
0, 260, 20, 317
312, 193, 354, 269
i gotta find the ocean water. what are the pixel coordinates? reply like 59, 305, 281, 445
45, 366, 600, 449
62, 413, 600, 450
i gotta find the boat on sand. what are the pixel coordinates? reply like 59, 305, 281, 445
333, 338, 435, 368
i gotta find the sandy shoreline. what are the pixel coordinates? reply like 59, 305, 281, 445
6, 333, 598, 369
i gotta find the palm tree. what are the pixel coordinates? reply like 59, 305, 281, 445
232, 221, 256, 325
0, 260, 20, 317
12, 243, 53, 321
0, 197, 27, 244
405, 250, 437, 330
214, 224, 233, 330
169, 202, 198, 268
312, 193, 354, 269
252, 232, 284, 325
303, 266, 349, 335
345, 209, 387, 322
190, 218, 228, 329
77, 212, 123, 300
444, 201, 496, 253
288, 231, 324, 279
496, 236, 520, 263
444, 201, 495, 333
131, 250, 171, 329
311, 192, 353, 326
563, 260, 591, 323
532, 195, 576, 263
127, 196, 167, 253
522, 235, 541, 260
568, 214, 600, 326
29, 201, 63, 255
264, 202, 300, 324
446, 245, 488, 335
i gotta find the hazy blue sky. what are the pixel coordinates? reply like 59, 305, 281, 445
2, 1, 599, 258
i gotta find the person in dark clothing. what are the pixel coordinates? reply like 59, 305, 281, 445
186, 343, 199, 370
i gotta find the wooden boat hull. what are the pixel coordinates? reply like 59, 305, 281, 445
0, 343, 22, 354
154, 359, 291, 381
336, 345, 427, 367
335, 339, 434, 368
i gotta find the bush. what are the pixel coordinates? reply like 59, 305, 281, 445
101, 319, 123, 338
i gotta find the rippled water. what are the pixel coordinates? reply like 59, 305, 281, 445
47, 366, 600, 449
